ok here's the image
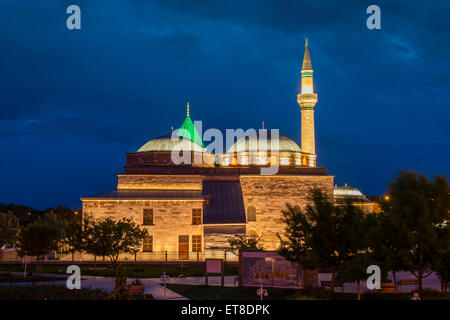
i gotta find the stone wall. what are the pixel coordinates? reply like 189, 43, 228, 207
240, 175, 334, 250
84, 172, 334, 260
203, 225, 245, 260
117, 174, 203, 190
82, 199, 205, 260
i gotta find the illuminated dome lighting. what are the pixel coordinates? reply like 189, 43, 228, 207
227, 132, 301, 153
334, 184, 364, 197
137, 135, 205, 153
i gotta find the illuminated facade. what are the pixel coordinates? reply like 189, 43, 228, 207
80, 40, 373, 261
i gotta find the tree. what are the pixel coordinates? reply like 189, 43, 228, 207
279, 189, 371, 296
335, 200, 372, 300
382, 170, 449, 298
279, 189, 346, 293
369, 210, 407, 291
84, 218, 148, 268
0, 204, 44, 226
64, 218, 85, 261
434, 216, 450, 292
16, 215, 65, 272
227, 234, 263, 255
0, 211, 20, 248
46, 206, 80, 224
110, 263, 130, 300
336, 253, 374, 300
277, 204, 315, 270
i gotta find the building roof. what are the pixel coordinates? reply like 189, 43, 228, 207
81, 189, 208, 200
137, 135, 205, 153
137, 103, 205, 152
177, 102, 205, 148
334, 184, 370, 202
202, 181, 246, 224
227, 131, 301, 153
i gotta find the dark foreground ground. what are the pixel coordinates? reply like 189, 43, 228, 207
166, 284, 450, 300
0, 263, 238, 278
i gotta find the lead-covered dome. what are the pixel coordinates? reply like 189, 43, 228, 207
227, 131, 301, 153
334, 184, 364, 197
137, 135, 205, 153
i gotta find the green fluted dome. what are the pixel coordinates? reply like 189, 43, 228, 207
137, 135, 204, 152
137, 102, 205, 152
178, 115, 205, 148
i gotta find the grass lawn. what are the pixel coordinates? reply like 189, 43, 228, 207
166, 284, 323, 300
0, 285, 109, 300
0, 263, 238, 279
0, 272, 57, 283
0, 284, 156, 300
166, 284, 450, 300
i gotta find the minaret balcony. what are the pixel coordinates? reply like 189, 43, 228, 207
297, 93, 318, 109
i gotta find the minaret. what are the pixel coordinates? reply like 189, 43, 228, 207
297, 38, 318, 166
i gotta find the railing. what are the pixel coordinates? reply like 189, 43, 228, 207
53, 250, 239, 263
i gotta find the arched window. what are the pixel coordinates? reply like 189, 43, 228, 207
294, 205, 301, 213
247, 205, 256, 222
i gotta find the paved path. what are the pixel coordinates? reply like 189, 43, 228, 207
3, 271, 443, 298
163, 275, 238, 287
1, 272, 189, 300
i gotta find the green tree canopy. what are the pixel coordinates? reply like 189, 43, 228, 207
84, 218, 148, 267
278, 189, 370, 295
16, 215, 66, 261
0, 211, 20, 248
381, 170, 450, 298
227, 234, 263, 255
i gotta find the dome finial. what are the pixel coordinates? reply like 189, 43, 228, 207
186, 102, 190, 117
305, 37, 308, 47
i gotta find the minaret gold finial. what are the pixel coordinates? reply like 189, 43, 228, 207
302, 37, 312, 71
187, 102, 190, 116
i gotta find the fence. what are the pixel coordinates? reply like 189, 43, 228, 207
51, 250, 239, 263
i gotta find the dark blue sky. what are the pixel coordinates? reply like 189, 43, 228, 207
0, 1, 449, 209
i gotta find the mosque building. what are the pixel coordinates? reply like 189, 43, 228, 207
81, 39, 375, 261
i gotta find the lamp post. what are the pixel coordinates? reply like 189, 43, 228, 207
160, 272, 170, 299
21, 257, 30, 278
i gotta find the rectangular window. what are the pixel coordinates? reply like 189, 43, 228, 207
143, 209, 154, 225
192, 235, 202, 252
192, 208, 202, 225
143, 236, 153, 252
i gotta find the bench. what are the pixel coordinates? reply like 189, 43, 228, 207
397, 279, 418, 289
321, 280, 344, 288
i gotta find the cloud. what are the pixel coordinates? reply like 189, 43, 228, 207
0, 0, 449, 208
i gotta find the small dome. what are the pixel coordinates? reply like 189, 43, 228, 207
227, 131, 301, 153
334, 184, 364, 197
137, 135, 205, 153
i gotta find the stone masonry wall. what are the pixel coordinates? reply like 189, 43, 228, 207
240, 175, 334, 250
82, 199, 205, 260
117, 174, 203, 190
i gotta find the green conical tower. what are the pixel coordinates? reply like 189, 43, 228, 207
177, 102, 205, 148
